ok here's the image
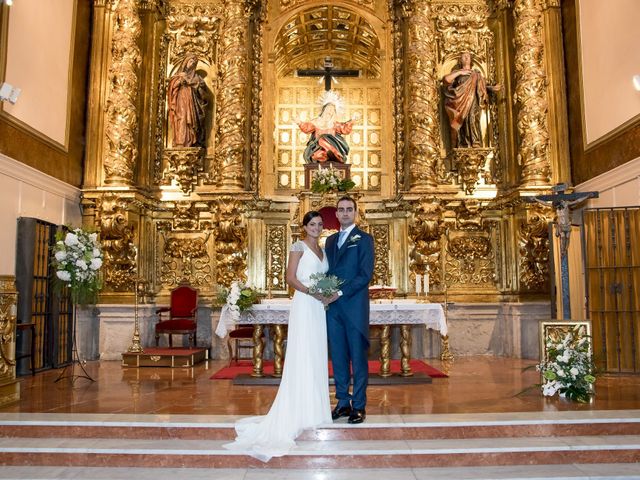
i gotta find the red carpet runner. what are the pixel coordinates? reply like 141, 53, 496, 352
211, 359, 447, 380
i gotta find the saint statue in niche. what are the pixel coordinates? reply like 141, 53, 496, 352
443, 52, 501, 149
167, 53, 209, 148
295, 93, 360, 163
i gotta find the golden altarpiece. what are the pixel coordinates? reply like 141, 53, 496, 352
78, 0, 570, 360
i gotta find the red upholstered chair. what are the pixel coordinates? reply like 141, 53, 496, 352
227, 326, 257, 365
155, 284, 199, 348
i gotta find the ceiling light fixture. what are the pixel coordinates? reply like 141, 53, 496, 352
633, 75, 640, 92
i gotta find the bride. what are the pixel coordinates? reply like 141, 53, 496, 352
223, 211, 332, 462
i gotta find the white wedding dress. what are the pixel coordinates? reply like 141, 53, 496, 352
223, 240, 332, 462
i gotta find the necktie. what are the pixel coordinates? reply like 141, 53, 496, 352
338, 230, 348, 248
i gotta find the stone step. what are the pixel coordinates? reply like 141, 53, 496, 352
0, 435, 639, 469
1, 464, 640, 480
2, 411, 640, 441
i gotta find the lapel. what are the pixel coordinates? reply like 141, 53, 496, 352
336, 226, 358, 262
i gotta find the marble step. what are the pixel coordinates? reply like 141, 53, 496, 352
2, 411, 640, 441
0, 435, 639, 469
1, 464, 640, 480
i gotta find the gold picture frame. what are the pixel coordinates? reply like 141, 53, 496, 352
539, 321, 592, 362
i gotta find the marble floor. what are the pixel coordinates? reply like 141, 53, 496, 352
2, 356, 640, 415
3, 357, 640, 479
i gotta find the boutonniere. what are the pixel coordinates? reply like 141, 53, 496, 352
349, 234, 362, 243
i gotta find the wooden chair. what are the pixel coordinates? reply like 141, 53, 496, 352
227, 326, 260, 365
155, 284, 198, 348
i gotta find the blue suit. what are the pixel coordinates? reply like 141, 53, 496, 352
326, 226, 374, 411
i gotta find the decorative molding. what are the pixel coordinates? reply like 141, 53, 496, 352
0, 153, 81, 202
575, 155, 640, 203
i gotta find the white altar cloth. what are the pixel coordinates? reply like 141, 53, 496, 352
215, 300, 447, 338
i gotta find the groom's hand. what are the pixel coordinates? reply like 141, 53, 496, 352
325, 292, 340, 304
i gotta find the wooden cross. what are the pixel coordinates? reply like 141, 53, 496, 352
527, 184, 598, 319
296, 57, 359, 91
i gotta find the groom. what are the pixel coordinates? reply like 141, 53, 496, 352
325, 196, 374, 424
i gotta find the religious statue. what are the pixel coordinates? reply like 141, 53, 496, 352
296, 99, 360, 163
443, 52, 501, 149
167, 54, 208, 148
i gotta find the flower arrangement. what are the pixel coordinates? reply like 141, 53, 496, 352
310, 165, 355, 194
218, 281, 260, 323
536, 325, 596, 403
51, 228, 103, 305
308, 273, 344, 297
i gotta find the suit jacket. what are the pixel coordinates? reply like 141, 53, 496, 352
326, 226, 375, 343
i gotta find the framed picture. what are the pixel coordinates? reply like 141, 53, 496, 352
539, 321, 591, 362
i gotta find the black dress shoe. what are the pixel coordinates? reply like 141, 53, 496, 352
331, 405, 352, 420
348, 409, 366, 424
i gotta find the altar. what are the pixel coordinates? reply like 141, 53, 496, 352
216, 300, 449, 378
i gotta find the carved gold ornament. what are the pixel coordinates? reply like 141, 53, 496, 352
104, 0, 141, 185
513, 0, 551, 186
98, 194, 137, 291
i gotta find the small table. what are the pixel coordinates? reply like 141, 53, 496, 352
217, 300, 449, 378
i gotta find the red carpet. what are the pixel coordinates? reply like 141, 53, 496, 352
211, 359, 447, 379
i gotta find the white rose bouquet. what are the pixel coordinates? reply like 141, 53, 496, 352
217, 281, 260, 323
536, 325, 596, 403
51, 228, 103, 305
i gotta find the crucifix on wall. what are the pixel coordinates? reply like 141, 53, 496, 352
296, 57, 359, 91
527, 184, 599, 319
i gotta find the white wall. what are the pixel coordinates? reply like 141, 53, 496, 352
576, 155, 640, 208
0, 153, 81, 275
579, 0, 640, 145
2, 0, 75, 146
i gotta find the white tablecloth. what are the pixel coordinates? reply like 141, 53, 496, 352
215, 300, 447, 337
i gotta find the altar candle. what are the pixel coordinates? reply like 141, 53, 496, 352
415, 274, 422, 295
424, 271, 429, 295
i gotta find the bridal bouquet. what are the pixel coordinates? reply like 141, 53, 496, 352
308, 273, 343, 297
310, 165, 355, 194
536, 325, 596, 403
51, 227, 103, 305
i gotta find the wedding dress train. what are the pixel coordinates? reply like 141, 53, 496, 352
223, 241, 331, 462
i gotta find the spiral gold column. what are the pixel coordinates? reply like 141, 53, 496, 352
406, 0, 439, 190
400, 325, 414, 377
272, 325, 286, 378
250, 324, 265, 377
513, 0, 551, 186
379, 325, 392, 377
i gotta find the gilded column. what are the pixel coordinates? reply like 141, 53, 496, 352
541, 0, 570, 185
215, 0, 249, 190
406, 0, 439, 190
390, 1, 407, 191
103, 0, 142, 186
513, 0, 551, 187
248, 0, 265, 193
0, 276, 18, 407
84, 0, 116, 188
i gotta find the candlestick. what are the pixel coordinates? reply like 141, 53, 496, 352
415, 273, 422, 295
267, 250, 273, 298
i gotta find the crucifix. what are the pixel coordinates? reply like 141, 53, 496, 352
296, 57, 359, 91
527, 184, 598, 319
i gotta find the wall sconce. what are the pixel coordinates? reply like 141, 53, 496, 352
0, 82, 20, 104
633, 75, 640, 92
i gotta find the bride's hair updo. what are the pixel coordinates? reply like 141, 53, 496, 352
302, 210, 322, 226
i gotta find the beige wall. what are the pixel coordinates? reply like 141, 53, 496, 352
2, 0, 75, 146
579, 0, 640, 145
